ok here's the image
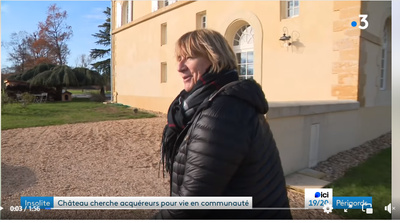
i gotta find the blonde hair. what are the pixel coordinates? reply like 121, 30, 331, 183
175, 29, 237, 74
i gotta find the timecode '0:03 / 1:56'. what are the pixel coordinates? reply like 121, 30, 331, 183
9, 206, 41, 211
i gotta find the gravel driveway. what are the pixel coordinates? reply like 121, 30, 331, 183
1, 116, 390, 219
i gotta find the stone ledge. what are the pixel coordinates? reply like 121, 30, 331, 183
298, 168, 326, 179
286, 173, 332, 193
267, 100, 360, 119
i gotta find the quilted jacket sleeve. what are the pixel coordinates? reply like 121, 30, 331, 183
155, 96, 257, 219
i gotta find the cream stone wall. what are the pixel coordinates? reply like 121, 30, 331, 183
111, 1, 391, 174
261, 1, 336, 101
268, 104, 391, 175
331, 1, 362, 100
111, 1, 353, 112
358, 1, 392, 107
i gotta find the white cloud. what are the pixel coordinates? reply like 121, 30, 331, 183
83, 7, 107, 20
84, 14, 105, 20
1, 4, 11, 14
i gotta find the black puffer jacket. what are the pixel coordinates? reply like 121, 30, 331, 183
156, 80, 292, 219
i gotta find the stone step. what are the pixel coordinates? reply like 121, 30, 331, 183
285, 173, 331, 193
297, 168, 326, 179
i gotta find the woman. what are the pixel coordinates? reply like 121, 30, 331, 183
155, 29, 292, 219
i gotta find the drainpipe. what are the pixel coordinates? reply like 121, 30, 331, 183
110, 1, 114, 102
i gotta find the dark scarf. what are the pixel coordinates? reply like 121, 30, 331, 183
160, 69, 238, 176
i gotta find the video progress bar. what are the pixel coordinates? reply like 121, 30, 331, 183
47, 207, 309, 210
253, 208, 310, 210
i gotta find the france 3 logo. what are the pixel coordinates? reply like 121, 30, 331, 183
304, 188, 333, 209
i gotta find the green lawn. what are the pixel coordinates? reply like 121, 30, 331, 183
1, 98, 156, 130
329, 147, 391, 219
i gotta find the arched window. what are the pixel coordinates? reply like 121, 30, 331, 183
233, 25, 254, 80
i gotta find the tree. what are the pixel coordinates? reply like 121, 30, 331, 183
28, 31, 58, 65
75, 54, 93, 69
9, 63, 56, 81
90, 7, 111, 86
38, 4, 73, 65
2, 67, 14, 75
2, 4, 71, 73
27, 64, 103, 101
3, 30, 56, 73
3, 31, 34, 73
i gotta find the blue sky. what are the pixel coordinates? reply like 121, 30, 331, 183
1, 1, 111, 70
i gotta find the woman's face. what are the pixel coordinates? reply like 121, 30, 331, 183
177, 56, 212, 92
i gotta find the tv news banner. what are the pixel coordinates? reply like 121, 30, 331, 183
15, 197, 252, 211
5, 188, 392, 214
6, 188, 390, 215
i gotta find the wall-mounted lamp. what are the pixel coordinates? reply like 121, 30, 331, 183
279, 27, 292, 47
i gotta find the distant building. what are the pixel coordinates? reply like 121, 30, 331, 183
4, 79, 29, 87
111, 1, 391, 175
